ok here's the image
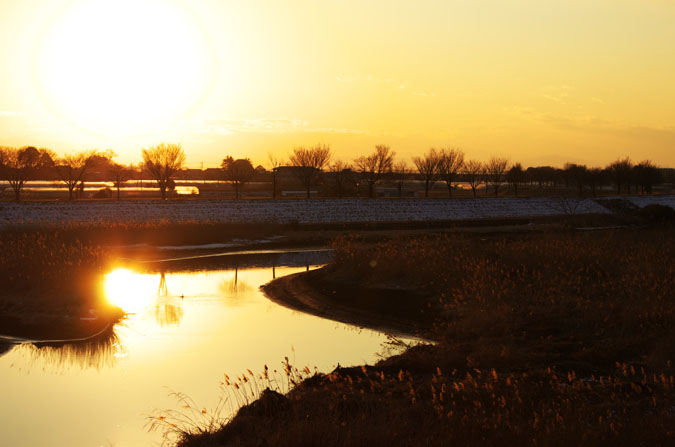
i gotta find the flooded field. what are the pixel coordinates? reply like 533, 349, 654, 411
0, 251, 397, 447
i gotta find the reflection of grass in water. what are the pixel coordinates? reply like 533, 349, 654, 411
14, 325, 123, 371
218, 269, 254, 304
154, 298, 184, 327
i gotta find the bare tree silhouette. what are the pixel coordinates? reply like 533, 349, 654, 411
142, 143, 185, 200
464, 160, 483, 198
289, 144, 331, 198
56, 150, 97, 200
563, 163, 590, 197
108, 162, 132, 200
329, 160, 353, 198
391, 161, 411, 197
412, 148, 440, 198
0, 146, 42, 201
485, 156, 509, 197
587, 167, 605, 196
354, 144, 395, 198
268, 152, 282, 200
606, 157, 633, 194
633, 160, 660, 194
506, 163, 525, 197
437, 147, 465, 198
222, 157, 255, 200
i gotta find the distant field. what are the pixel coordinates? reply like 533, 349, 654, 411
1, 195, 673, 227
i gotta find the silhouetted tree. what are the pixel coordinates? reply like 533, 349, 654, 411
587, 168, 605, 196
289, 144, 331, 198
87, 150, 116, 172
391, 161, 411, 197
526, 166, 558, 189
464, 160, 483, 198
485, 156, 509, 196
412, 148, 440, 198
606, 157, 633, 194
56, 150, 97, 200
267, 153, 282, 199
36, 148, 57, 178
0, 146, 42, 201
329, 160, 353, 198
506, 163, 526, 196
354, 144, 395, 198
633, 160, 660, 195
564, 163, 590, 197
108, 162, 132, 200
142, 143, 186, 200
437, 147, 465, 198
0, 149, 5, 196
222, 157, 255, 199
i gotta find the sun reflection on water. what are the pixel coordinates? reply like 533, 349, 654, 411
104, 268, 160, 312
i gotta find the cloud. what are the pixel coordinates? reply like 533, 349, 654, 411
183, 118, 369, 136
540, 84, 573, 104
185, 118, 307, 135
504, 106, 675, 143
541, 94, 564, 103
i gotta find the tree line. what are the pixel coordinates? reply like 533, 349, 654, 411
0, 143, 670, 201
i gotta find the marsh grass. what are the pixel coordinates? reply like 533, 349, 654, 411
181, 361, 675, 447
0, 230, 109, 311
328, 227, 675, 371
180, 226, 675, 446
0, 227, 124, 339
148, 358, 317, 446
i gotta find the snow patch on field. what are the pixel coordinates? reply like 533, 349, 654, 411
0, 196, 672, 227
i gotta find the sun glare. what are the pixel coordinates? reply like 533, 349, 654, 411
33, 0, 214, 137
104, 268, 159, 312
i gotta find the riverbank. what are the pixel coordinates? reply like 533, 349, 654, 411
0, 229, 123, 342
262, 270, 435, 338
178, 224, 675, 447
1, 201, 670, 344
2, 195, 674, 228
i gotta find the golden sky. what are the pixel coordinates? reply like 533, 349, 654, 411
1, 0, 674, 168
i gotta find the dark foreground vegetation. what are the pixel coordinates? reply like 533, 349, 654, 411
174, 222, 675, 447
0, 229, 123, 339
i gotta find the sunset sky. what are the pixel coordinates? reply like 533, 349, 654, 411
1, 0, 674, 168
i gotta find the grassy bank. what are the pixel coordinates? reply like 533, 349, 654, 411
176, 224, 675, 446
0, 229, 122, 339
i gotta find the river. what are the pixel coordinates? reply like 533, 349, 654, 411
0, 250, 399, 446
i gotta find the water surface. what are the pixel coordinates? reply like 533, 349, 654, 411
0, 252, 398, 447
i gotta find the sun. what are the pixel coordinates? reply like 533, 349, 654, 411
33, 0, 214, 137
103, 268, 159, 312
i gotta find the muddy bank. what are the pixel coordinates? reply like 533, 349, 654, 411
262, 268, 436, 339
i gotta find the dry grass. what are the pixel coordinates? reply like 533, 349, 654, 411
0, 227, 122, 338
179, 225, 675, 446
328, 227, 675, 371
0, 230, 109, 311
